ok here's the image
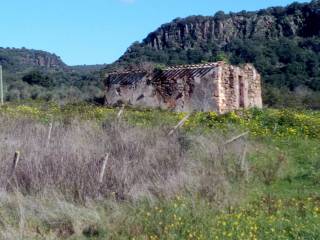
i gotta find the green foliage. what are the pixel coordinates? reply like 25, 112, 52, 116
111, 196, 320, 240
3, 69, 104, 103
0, 47, 105, 104
214, 52, 229, 63
226, 38, 320, 91
0, 47, 65, 73
1, 103, 319, 139
22, 70, 52, 87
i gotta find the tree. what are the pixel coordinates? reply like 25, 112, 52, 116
22, 71, 52, 88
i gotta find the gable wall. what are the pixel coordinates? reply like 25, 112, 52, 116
188, 69, 220, 112
151, 68, 220, 112
244, 64, 263, 108
217, 63, 262, 113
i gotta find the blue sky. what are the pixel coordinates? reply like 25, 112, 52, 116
0, 0, 308, 65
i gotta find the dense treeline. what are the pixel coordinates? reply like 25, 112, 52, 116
0, 47, 106, 103
3, 70, 105, 104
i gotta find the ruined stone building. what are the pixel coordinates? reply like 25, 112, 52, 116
105, 62, 262, 113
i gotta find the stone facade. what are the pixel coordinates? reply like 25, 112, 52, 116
105, 62, 262, 113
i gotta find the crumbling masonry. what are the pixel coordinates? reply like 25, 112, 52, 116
105, 62, 262, 113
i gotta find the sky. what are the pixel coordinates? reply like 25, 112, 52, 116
0, 0, 309, 66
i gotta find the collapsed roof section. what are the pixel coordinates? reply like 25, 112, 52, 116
105, 62, 223, 86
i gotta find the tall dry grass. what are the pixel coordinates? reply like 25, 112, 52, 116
0, 115, 249, 204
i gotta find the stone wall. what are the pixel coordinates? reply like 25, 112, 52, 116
105, 62, 262, 113
189, 71, 219, 112
152, 68, 219, 112
105, 77, 161, 108
216, 62, 262, 113
244, 64, 263, 109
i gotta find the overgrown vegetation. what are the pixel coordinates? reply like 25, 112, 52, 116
0, 103, 319, 239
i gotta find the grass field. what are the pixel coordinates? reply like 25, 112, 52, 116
0, 102, 319, 239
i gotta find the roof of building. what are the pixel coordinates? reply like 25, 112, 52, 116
107, 71, 147, 85
154, 63, 219, 82
106, 62, 222, 85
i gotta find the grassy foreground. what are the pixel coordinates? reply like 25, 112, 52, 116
0, 103, 320, 240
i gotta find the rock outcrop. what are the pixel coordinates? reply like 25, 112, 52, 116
139, 0, 320, 51
0, 47, 66, 72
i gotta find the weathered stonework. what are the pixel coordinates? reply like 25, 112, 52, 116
105, 62, 262, 113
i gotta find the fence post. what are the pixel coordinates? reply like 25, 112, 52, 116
0, 65, 4, 106
117, 105, 125, 119
46, 121, 53, 147
224, 131, 249, 145
99, 154, 109, 183
168, 112, 192, 136
9, 151, 20, 180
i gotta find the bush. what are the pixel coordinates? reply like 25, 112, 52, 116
22, 70, 52, 88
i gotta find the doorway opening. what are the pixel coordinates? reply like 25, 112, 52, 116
239, 76, 245, 108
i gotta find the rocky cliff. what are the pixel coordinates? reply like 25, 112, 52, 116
139, 0, 320, 51
0, 47, 67, 73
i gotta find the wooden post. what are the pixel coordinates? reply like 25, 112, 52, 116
224, 131, 249, 145
99, 154, 109, 183
0, 65, 3, 106
9, 151, 20, 180
240, 143, 249, 181
117, 105, 125, 119
46, 121, 53, 147
168, 112, 192, 136
221, 131, 249, 176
